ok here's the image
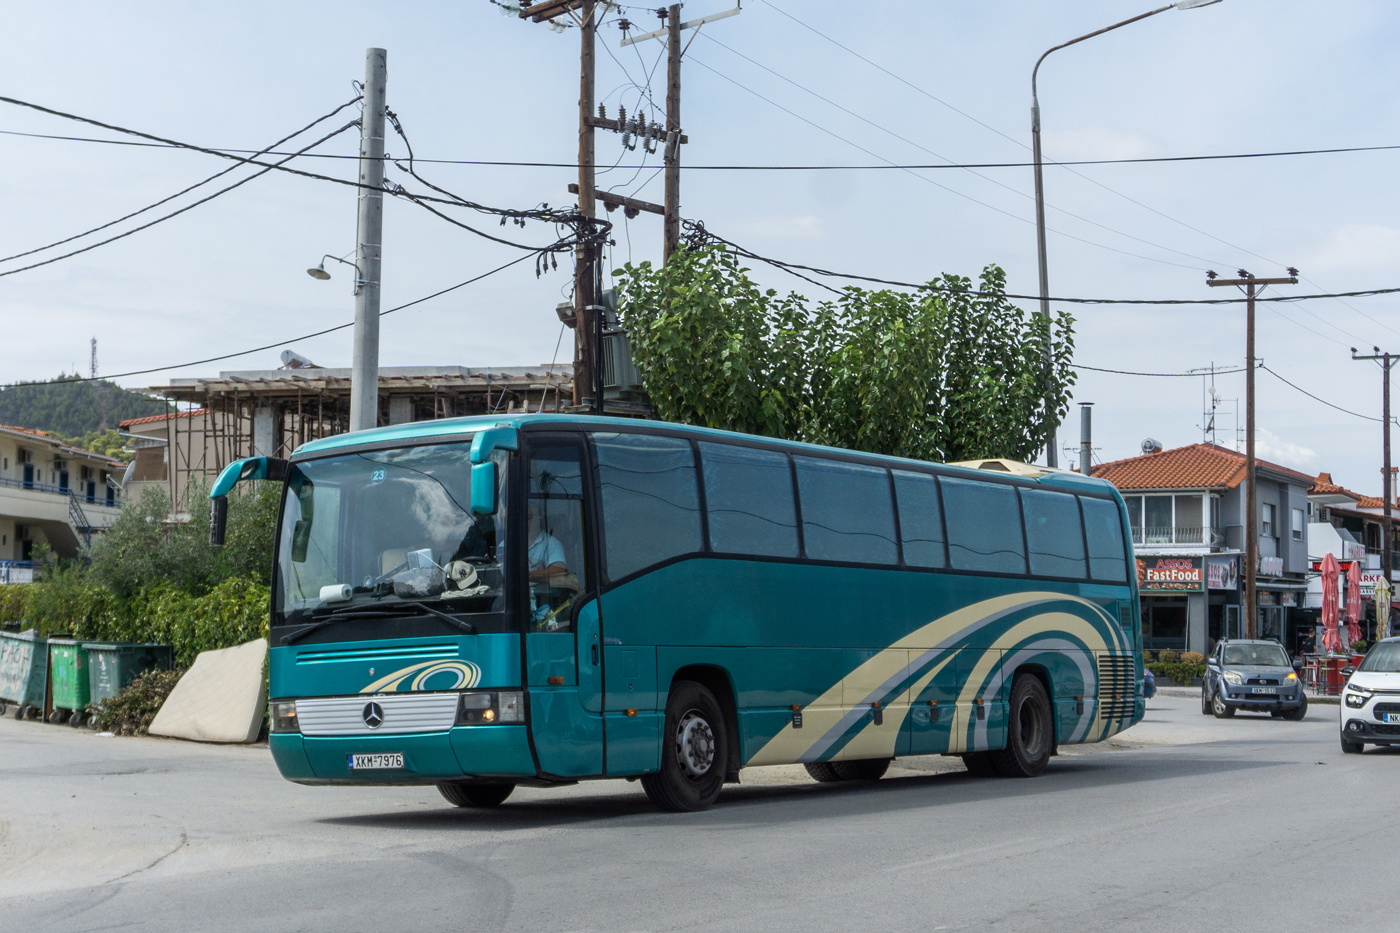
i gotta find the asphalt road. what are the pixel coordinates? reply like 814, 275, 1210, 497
1, 694, 1394, 933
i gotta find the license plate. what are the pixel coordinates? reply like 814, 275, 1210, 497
348, 752, 404, 770
1386, 714, 1400, 724
1250, 687, 1278, 694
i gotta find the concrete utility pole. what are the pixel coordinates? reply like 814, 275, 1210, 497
1079, 402, 1093, 476
1352, 346, 1396, 598
1207, 269, 1297, 639
663, 3, 682, 261
349, 48, 387, 433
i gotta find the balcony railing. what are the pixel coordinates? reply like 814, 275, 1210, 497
1130, 525, 1226, 546
0, 561, 34, 585
0, 474, 119, 507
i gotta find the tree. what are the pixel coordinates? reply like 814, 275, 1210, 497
612, 245, 1075, 463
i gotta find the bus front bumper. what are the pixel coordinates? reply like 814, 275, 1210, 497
270, 725, 535, 785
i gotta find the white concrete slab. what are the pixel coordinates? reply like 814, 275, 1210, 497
148, 638, 267, 744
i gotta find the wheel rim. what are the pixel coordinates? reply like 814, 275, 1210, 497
1017, 695, 1046, 757
1213, 694, 1225, 714
674, 709, 716, 781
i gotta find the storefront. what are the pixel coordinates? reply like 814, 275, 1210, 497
1206, 554, 1242, 645
1137, 555, 1206, 652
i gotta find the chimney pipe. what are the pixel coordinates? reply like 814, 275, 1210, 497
1079, 403, 1094, 475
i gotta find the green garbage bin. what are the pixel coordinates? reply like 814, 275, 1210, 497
87, 642, 173, 705
0, 629, 47, 719
49, 638, 94, 724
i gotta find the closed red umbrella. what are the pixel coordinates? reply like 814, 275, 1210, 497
1346, 561, 1363, 646
1320, 552, 1341, 654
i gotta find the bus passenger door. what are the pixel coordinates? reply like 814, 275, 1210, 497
523, 437, 604, 777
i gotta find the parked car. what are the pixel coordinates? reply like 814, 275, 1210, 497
1340, 637, 1400, 753
1201, 638, 1307, 720
1142, 667, 1156, 700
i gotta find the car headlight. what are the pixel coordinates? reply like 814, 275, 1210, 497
1223, 671, 1244, 685
1285, 672, 1298, 682
1344, 692, 1369, 709
270, 700, 300, 733
455, 690, 525, 725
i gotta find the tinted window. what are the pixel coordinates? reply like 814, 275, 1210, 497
893, 470, 945, 568
700, 443, 798, 558
941, 477, 1026, 574
593, 433, 703, 581
795, 456, 897, 565
1021, 488, 1087, 578
1081, 496, 1129, 582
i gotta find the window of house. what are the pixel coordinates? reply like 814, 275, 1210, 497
594, 433, 703, 581
941, 477, 1026, 574
1261, 502, 1276, 537
794, 456, 897, 565
699, 442, 799, 558
1291, 508, 1304, 541
1020, 489, 1087, 578
1123, 495, 1143, 530
893, 470, 946, 568
1144, 495, 1173, 538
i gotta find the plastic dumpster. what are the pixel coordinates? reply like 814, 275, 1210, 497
0, 629, 47, 720
87, 642, 173, 706
48, 638, 95, 726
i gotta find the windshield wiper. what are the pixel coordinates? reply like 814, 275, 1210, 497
280, 602, 475, 645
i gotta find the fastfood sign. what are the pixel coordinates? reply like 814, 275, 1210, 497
1137, 556, 1204, 592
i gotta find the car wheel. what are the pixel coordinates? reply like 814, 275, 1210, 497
991, 675, 1053, 778
641, 680, 728, 812
437, 782, 515, 808
961, 752, 998, 777
1341, 734, 1364, 754
804, 762, 844, 783
1212, 691, 1235, 719
1282, 696, 1308, 722
1201, 689, 1212, 715
832, 758, 891, 781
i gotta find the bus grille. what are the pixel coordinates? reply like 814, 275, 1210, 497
296, 692, 459, 735
1097, 654, 1135, 721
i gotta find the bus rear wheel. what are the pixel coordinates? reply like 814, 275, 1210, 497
991, 674, 1052, 778
437, 782, 515, 808
804, 762, 843, 783
641, 681, 729, 812
961, 752, 998, 776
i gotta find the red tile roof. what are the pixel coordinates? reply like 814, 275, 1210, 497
119, 409, 204, 429
0, 424, 56, 439
1090, 442, 1316, 491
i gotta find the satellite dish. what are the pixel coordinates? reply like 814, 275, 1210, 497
1141, 437, 1164, 455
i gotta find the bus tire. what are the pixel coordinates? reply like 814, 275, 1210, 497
804, 762, 844, 783
961, 752, 998, 777
832, 758, 891, 781
991, 675, 1052, 778
437, 782, 515, 808
641, 680, 728, 812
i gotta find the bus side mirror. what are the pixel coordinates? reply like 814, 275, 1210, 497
210, 496, 229, 547
471, 461, 497, 515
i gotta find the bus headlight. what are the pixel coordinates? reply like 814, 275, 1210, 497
456, 690, 525, 725
271, 700, 300, 733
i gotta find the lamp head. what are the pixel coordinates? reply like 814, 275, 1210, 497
307, 263, 332, 281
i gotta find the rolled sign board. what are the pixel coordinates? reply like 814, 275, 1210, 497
149, 638, 268, 744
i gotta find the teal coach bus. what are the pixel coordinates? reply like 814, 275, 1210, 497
210, 413, 1143, 812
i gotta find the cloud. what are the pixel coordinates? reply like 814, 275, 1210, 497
1300, 224, 1400, 276
730, 215, 824, 239
1255, 428, 1319, 471
1040, 127, 1160, 162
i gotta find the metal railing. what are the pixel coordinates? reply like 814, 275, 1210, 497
0, 474, 119, 507
1130, 525, 1226, 546
0, 561, 34, 585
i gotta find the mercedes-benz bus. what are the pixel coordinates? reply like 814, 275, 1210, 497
210, 413, 1142, 812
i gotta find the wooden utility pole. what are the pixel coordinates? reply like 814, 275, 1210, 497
1207, 270, 1298, 639
1352, 347, 1396, 608
663, 3, 682, 261
574, 0, 598, 408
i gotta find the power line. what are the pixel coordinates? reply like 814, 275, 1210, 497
1077, 363, 1249, 377
0, 252, 537, 390
1260, 365, 1390, 424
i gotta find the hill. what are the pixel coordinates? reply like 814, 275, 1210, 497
0, 373, 169, 438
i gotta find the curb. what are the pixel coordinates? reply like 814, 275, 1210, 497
1155, 686, 1340, 705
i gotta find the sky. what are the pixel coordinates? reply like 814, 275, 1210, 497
2, 0, 1398, 493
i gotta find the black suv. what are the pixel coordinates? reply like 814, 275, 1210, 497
1202, 638, 1308, 720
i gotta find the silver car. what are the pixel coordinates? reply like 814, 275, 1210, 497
1201, 639, 1307, 720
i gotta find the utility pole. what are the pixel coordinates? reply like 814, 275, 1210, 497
575, 0, 598, 409
349, 48, 387, 433
1079, 402, 1093, 476
1352, 346, 1396, 598
1207, 269, 1298, 639
663, 3, 682, 261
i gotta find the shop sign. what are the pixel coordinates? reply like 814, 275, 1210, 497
1360, 571, 1384, 598
1137, 556, 1204, 592
1206, 556, 1239, 590
1258, 555, 1285, 576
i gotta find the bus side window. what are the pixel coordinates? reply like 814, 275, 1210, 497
593, 433, 703, 582
699, 443, 799, 558
892, 470, 946, 568
527, 445, 587, 631
1021, 488, 1087, 579
1081, 496, 1129, 583
941, 477, 1027, 575
794, 456, 897, 565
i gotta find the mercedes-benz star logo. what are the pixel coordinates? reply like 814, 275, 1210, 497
362, 702, 384, 728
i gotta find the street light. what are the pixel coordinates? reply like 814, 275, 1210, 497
306, 253, 361, 289
1031, 0, 1223, 467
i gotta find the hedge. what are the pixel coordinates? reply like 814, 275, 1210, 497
1147, 661, 1207, 686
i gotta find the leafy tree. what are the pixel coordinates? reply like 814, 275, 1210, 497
612, 245, 1075, 463
59, 429, 132, 463
0, 373, 168, 437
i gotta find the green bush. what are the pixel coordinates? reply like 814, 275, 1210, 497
1146, 661, 1206, 686
1181, 651, 1204, 665
89, 667, 186, 735
1156, 650, 1179, 663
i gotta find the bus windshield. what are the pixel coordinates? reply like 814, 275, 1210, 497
274, 442, 507, 626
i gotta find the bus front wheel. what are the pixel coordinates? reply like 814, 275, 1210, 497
437, 782, 515, 808
991, 674, 1052, 778
642, 681, 729, 812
